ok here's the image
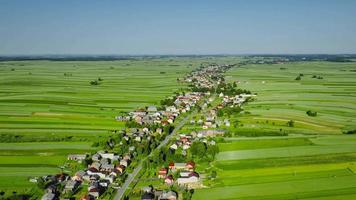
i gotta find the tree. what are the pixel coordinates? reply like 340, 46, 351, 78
217, 109, 224, 117
306, 110, 317, 117
37, 178, 46, 189
287, 120, 294, 127
207, 145, 219, 160
211, 170, 217, 179
190, 141, 206, 158
90, 80, 99, 85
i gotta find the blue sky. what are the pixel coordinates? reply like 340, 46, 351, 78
0, 0, 356, 55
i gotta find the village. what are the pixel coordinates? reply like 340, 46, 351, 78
37, 63, 253, 200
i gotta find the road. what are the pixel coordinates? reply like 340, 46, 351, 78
114, 110, 196, 200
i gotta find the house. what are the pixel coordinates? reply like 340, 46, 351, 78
72, 171, 85, 181
158, 190, 177, 200
186, 161, 195, 171
88, 188, 100, 199
179, 171, 191, 178
158, 168, 168, 178
177, 172, 200, 186
167, 118, 174, 124
129, 146, 135, 152
180, 136, 189, 143
64, 180, 81, 193
135, 136, 142, 142
80, 195, 93, 200
120, 159, 128, 167
90, 162, 101, 170
92, 153, 101, 162
182, 144, 190, 150
99, 179, 110, 187
116, 165, 126, 174
99, 152, 115, 160
168, 162, 175, 170
164, 175, 174, 185
68, 154, 87, 162
123, 154, 132, 161
141, 192, 155, 200
87, 168, 105, 179
55, 173, 69, 182
169, 162, 186, 170
169, 143, 178, 150
100, 158, 110, 165
101, 164, 115, 172
156, 128, 163, 134
142, 186, 153, 193
166, 106, 177, 112
41, 192, 56, 200
147, 106, 157, 112
204, 121, 212, 127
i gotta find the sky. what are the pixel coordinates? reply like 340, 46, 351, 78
0, 0, 356, 55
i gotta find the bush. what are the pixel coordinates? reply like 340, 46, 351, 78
343, 130, 356, 134
90, 80, 99, 85
306, 110, 317, 117
287, 120, 294, 127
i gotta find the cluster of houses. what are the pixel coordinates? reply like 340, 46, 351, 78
40, 64, 237, 200
42, 151, 133, 200
191, 92, 256, 130
169, 132, 218, 156
185, 64, 233, 89
116, 92, 204, 126
140, 161, 201, 199
141, 186, 178, 200
219, 92, 256, 107
157, 161, 200, 189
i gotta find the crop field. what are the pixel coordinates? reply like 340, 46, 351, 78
194, 134, 356, 200
0, 59, 197, 139
0, 58, 200, 194
225, 61, 356, 135
0, 57, 243, 195
0, 141, 95, 194
193, 61, 356, 200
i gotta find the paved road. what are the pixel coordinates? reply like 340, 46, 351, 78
114, 111, 195, 200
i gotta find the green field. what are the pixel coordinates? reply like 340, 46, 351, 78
0, 141, 95, 195
225, 61, 356, 135
194, 61, 356, 200
194, 135, 356, 200
0, 58, 198, 194
0, 59, 197, 139
218, 137, 314, 151
0, 57, 243, 195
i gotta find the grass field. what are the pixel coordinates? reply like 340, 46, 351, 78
194, 135, 356, 200
225, 61, 356, 135
193, 61, 356, 200
0, 59, 196, 139
0, 141, 95, 195
0, 57, 243, 195
0, 58, 198, 194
